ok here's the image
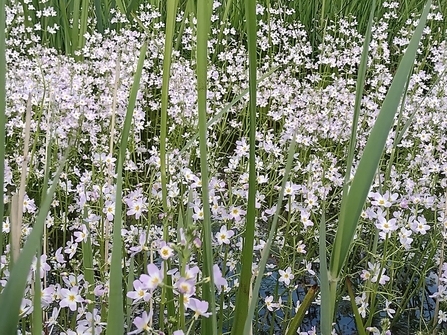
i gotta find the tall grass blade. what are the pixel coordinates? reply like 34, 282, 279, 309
0, 149, 69, 334
32, 252, 42, 335
159, 0, 178, 325
0, 0, 6, 257
322, 1, 376, 330
106, 40, 147, 335
232, 0, 257, 332
196, 0, 217, 333
330, 0, 431, 278
11, 95, 32, 266
78, 0, 90, 56
346, 277, 367, 335
319, 205, 331, 334
94, 0, 104, 33
244, 133, 298, 334
71, 0, 81, 55
286, 285, 319, 335
327, 0, 432, 330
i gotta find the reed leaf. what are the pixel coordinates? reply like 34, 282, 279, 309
94, 0, 104, 32
71, 0, 81, 55
244, 133, 299, 334
327, 0, 431, 332
286, 285, 319, 335
232, 0, 257, 332
321, 0, 376, 330
159, 0, 178, 327
0, 148, 68, 334
196, 0, 217, 333
346, 277, 367, 335
0, 0, 6, 258
78, 0, 90, 56
32, 251, 42, 335
106, 39, 147, 335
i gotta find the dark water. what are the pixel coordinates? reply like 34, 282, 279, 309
252, 271, 444, 335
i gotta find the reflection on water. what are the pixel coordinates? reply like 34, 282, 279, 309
251, 271, 445, 334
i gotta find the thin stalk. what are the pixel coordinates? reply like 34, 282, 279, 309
78, 0, 90, 57
11, 96, 32, 267
126, 257, 135, 333
104, 54, 121, 273
71, 0, 81, 55
94, 0, 104, 33
286, 285, 319, 335
346, 278, 366, 335
32, 251, 42, 335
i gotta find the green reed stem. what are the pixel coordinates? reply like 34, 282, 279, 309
106, 40, 147, 335
159, 0, 178, 326
232, 0, 257, 332
346, 277, 366, 335
244, 132, 298, 334
326, 1, 431, 333
32, 250, 42, 335
0, 0, 5, 257
196, 0, 216, 334
0, 146, 68, 334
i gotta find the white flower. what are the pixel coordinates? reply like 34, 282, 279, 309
216, 225, 234, 245
278, 267, 294, 286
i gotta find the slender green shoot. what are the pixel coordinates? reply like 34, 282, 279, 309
244, 132, 299, 334
0, 148, 69, 334
159, 0, 178, 326
196, 0, 217, 334
321, 0, 376, 330
0, 0, 6, 258
231, 0, 257, 332
346, 277, 367, 335
327, 1, 432, 332
286, 285, 319, 335
106, 40, 147, 335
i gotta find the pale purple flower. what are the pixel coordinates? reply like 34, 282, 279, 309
103, 200, 115, 221
265, 296, 276, 311
140, 263, 163, 291
158, 241, 174, 260
376, 216, 397, 233
188, 298, 211, 318
228, 205, 246, 222
127, 279, 151, 303
174, 277, 196, 295
213, 264, 228, 293
128, 311, 152, 334
74, 224, 89, 243
60, 286, 84, 311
